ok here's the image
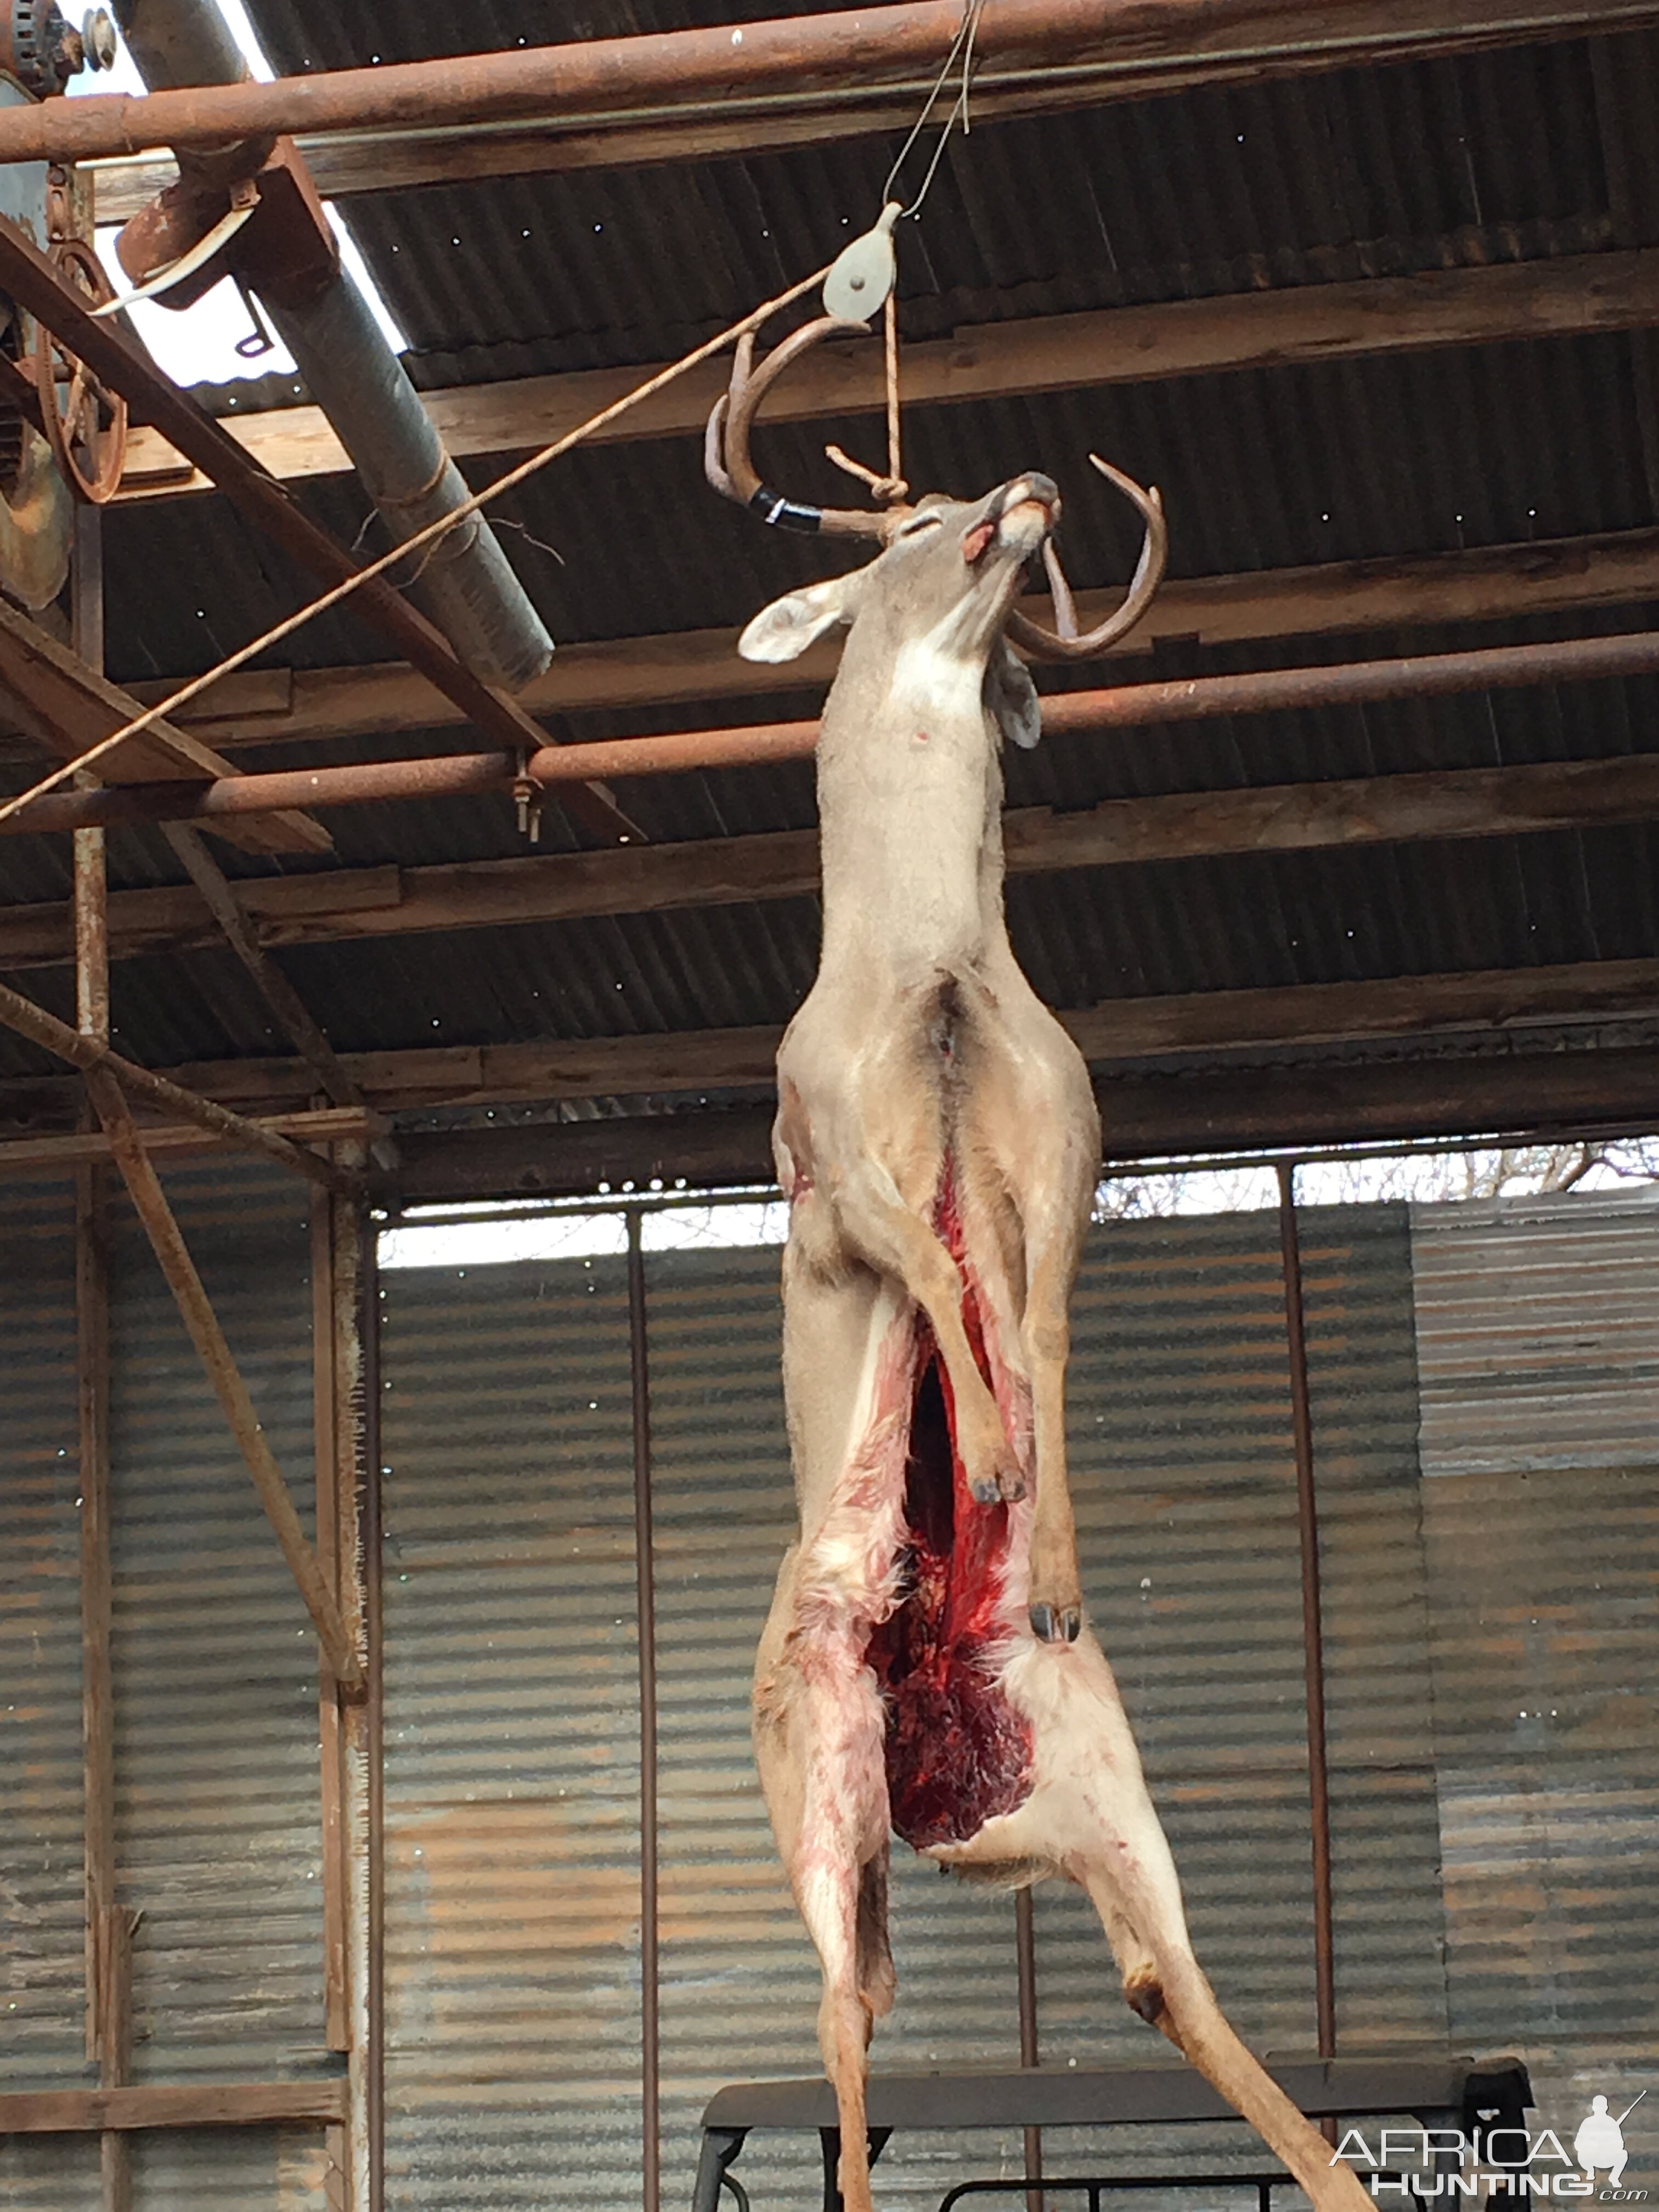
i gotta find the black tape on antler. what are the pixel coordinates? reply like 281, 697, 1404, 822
749, 485, 823, 533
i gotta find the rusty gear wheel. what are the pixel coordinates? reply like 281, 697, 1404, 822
33, 236, 128, 505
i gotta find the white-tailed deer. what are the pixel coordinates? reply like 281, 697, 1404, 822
710, 315, 1368, 2212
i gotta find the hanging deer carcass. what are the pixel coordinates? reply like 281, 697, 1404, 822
708, 315, 1368, 2212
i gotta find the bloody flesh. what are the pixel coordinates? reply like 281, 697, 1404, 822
866, 1177, 1034, 1850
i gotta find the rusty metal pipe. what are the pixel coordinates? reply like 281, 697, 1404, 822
1014, 1889, 1043, 2212
627, 1213, 662, 2212
12, 620, 1659, 835
12, 0, 1659, 165
360, 1224, 386, 2212
114, 0, 552, 695
1276, 1161, 1336, 2072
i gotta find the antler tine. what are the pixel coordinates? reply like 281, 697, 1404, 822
1007, 456, 1167, 662
703, 313, 898, 541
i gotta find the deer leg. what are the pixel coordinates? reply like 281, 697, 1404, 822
831, 1155, 1024, 1504
1078, 1848, 1370, 2212
795, 1852, 884, 2212
960, 1010, 1097, 1639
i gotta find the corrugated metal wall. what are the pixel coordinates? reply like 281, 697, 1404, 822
375, 1251, 641, 2211
374, 1202, 1445, 2211
10, 1178, 1656, 2212
1, 1159, 334, 2212
1410, 1189, 1659, 2162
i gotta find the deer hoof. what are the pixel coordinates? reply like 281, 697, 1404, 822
1029, 1602, 1081, 1644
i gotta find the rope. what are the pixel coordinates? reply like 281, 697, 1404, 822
0, 260, 833, 833
884, 290, 902, 494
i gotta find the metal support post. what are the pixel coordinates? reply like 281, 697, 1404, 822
1014, 1888, 1043, 2212
628, 1212, 662, 2212
1276, 1161, 1336, 2083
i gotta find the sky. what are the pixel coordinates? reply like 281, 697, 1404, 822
69, 0, 408, 386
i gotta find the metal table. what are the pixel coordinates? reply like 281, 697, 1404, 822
691, 2055, 1533, 2212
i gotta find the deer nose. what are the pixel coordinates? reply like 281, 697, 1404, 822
1006, 473, 1059, 518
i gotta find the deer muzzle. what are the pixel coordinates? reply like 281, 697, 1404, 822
963, 474, 1060, 566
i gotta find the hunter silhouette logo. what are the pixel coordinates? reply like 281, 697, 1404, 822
1332, 2087, 1646, 2200
1576, 2095, 1643, 2191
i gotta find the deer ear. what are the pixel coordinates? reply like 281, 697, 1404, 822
737, 567, 871, 663
986, 637, 1042, 750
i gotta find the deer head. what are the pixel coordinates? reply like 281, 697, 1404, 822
707, 313, 1167, 747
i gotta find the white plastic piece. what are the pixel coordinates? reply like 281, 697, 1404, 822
822, 200, 901, 324
91, 198, 258, 317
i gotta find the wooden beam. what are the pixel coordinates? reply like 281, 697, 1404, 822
160, 825, 398, 1171
0, 591, 328, 859
84, 1064, 364, 1689
0, 1107, 386, 1175
0, 956, 1640, 1126
24, 527, 1647, 759
312, 1187, 354, 2055
116, 252, 1659, 501
79, 3, 1659, 217
0, 973, 362, 1194
385, 1039, 1659, 1201
4, 751, 1659, 974
77, 1163, 116, 2064
0, 2080, 349, 2134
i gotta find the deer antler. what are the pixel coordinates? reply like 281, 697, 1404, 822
1007, 456, 1167, 661
705, 315, 901, 541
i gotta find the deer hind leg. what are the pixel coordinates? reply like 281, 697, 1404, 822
1079, 1839, 1371, 2212
830, 1150, 1024, 1505
958, 1007, 1098, 1639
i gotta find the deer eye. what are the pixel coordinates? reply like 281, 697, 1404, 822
896, 512, 944, 539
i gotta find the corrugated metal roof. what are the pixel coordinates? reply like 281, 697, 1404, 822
9, 23, 1659, 1116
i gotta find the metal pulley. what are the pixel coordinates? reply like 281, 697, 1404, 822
822, 201, 901, 324
0, 4, 115, 97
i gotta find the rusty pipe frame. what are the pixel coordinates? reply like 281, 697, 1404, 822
12, 619, 1659, 836
1276, 1161, 1336, 2070
627, 1212, 663, 2212
12, 0, 1659, 165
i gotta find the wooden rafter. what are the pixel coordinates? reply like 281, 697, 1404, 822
117, 252, 1659, 501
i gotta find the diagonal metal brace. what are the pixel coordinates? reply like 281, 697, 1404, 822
84, 1064, 363, 1690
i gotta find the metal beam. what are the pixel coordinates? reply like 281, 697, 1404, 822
12, 631, 1659, 838
0, 213, 635, 847
117, 252, 1659, 501
24, 0, 1659, 172
5, 749, 1659, 973
0, 973, 360, 1194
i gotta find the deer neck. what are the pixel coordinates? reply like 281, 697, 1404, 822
815, 624, 1009, 972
